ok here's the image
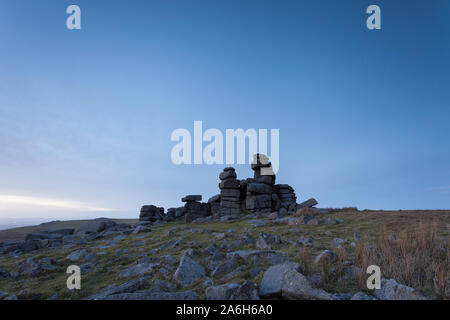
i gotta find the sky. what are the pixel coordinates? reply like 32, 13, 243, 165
0, 0, 449, 222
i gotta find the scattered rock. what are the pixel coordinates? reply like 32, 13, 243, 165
66, 249, 87, 262
374, 278, 428, 300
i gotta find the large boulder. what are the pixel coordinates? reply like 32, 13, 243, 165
260, 262, 332, 300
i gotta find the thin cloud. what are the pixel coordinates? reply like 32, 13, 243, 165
0, 194, 113, 212
428, 186, 450, 194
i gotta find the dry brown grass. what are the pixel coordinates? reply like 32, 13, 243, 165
299, 246, 312, 275
355, 222, 449, 299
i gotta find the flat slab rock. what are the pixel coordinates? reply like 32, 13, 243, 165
173, 255, 206, 287
182, 195, 202, 202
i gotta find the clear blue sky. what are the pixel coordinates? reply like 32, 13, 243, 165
0, 0, 449, 221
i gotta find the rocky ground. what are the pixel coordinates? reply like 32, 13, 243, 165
0, 209, 448, 300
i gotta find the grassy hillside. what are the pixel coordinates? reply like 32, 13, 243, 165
0, 210, 448, 300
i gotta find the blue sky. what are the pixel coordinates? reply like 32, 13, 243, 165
0, 0, 449, 221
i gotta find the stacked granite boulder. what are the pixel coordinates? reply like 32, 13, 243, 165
274, 184, 297, 212
208, 194, 221, 217
244, 154, 276, 214
218, 168, 242, 217
139, 205, 164, 223
138, 154, 317, 223
182, 195, 211, 223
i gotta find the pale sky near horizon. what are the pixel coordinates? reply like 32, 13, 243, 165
0, 1, 449, 221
